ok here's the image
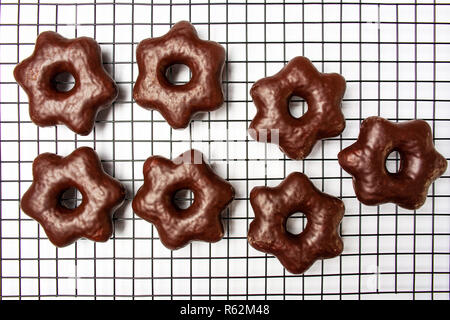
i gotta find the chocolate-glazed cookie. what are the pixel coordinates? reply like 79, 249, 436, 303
132, 149, 234, 250
21, 147, 126, 247
338, 116, 447, 210
249, 56, 346, 160
14, 31, 118, 135
248, 172, 345, 274
133, 21, 225, 129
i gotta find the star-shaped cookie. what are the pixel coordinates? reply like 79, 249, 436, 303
338, 116, 448, 209
249, 56, 346, 159
248, 172, 345, 274
21, 147, 126, 247
133, 21, 225, 129
132, 149, 234, 250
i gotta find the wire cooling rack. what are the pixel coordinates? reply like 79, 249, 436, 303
0, 0, 449, 300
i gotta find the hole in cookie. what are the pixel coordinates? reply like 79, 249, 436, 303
173, 188, 195, 210
385, 150, 402, 174
59, 187, 83, 210
286, 212, 307, 236
51, 72, 76, 92
288, 95, 307, 119
165, 64, 192, 86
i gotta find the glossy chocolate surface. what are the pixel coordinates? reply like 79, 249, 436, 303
14, 31, 118, 135
21, 147, 126, 247
338, 116, 448, 210
133, 21, 225, 129
248, 172, 345, 274
249, 56, 346, 160
132, 149, 234, 250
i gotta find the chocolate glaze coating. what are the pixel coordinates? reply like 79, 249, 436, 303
338, 116, 448, 210
248, 172, 345, 274
14, 31, 118, 135
249, 56, 346, 160
21, 147, 126, 247
133, 21, 225, 129
132, 150, 234, 250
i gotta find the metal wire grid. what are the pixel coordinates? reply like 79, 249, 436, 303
0, 0, 449, 300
